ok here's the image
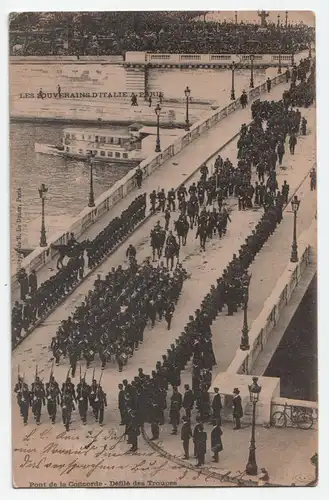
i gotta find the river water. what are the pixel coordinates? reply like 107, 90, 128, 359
10, 121, 132, 265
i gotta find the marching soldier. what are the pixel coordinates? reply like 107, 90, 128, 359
150, 190, 157, 213
14, 376, 30, 425
76, 374, 90, 425
31, 376, 45, 425
93, 383, 107, 426
67, 342, 78, 377
164, 208, 171, 231
61, 376, 76, 401
61, 391, 75, 431
157, 188, 166, 212
167, 188, 176, 211
45, 374, 61, 424
164, 301, 175, 330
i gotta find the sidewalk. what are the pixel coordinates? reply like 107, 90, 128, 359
12, 76, 292, 302
143, 420, 317, 486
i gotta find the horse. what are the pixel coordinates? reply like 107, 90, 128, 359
51, 241, 86, 269
175, 218, 189, 246
196, 219, 208, 251
150, 229, 166, 261
165, 240, 180, 270
187, 198, 199, 229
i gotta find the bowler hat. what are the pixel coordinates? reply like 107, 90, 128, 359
233, 388, 240, 394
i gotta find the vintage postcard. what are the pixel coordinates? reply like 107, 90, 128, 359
10, 10, 317, 488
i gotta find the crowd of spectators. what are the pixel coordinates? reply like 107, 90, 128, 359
10, 12, 314, 56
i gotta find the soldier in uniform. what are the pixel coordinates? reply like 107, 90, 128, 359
164, 301, 175, 330
31, 376, 45, 425
167, 188, 176, 211
93, 384, 107, 426
45, 374, 61, 424
76, 375, 90, 425
150, 190, 157, 213
157, 188, 166, 212
164, 208, 171, 231
281, 180, 290, 205
51, 336, 63, 366
14, 376, 30, 425
61, 391, 75, 431
126, 409, 139, 452
181, 415, 192, 459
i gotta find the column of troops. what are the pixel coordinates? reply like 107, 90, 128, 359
12, 194, 147, 344
14, 367, 107, 431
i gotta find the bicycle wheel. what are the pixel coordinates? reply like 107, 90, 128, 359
271, 411, 286, 428
296, 412, 314, 430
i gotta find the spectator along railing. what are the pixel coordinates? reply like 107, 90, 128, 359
226, 219, 316, 378
11, 70, 287, 292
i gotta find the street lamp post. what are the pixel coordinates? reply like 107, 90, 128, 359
291, 51, 295, 66
231, 61, 236, 100
235, 11, 238, 24
155, 103, 161, 152
277, 14, 280, 28
240, 272, 251, 351
88, 152, 95, 208
290, 195, 301, 263
245, 377, 262, 476
285, 10, 288, 28
249, 54, 255, 89
38, 183, 48, 247
184, 86, 191, 132
308, 43, 312, 59
278, 52, 282, 74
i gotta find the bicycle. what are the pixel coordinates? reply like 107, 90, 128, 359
271, 403, 314, 430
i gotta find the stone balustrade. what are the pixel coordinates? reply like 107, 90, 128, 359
226, 219, 316, 378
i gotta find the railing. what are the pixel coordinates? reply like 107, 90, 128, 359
226, 221, 316, 377
144, 50, 310, 66
11, 70, 288, 291
271, 397, 318, 430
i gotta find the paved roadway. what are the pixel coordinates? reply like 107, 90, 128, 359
12, 93, 316, 486
12, 75, 291, 303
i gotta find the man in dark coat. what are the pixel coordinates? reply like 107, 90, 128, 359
180, 415, 192, 459
193, 417, 203, 458
212, 387, 222, 423
232, 388, 243, 430
195, 423, 207, 466
170, 386, 182, 435
28, 270, 38, 295
118, 383, 126, 425
211, 420, 223, 462
182, 384, 194, 421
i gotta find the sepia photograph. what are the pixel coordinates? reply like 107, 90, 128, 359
9, 7, 318, 489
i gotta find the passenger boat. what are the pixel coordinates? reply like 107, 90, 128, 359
35, 127, 144, 165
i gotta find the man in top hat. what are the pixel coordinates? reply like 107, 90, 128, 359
232, 387, 243, 430
211, 420, 223, 463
